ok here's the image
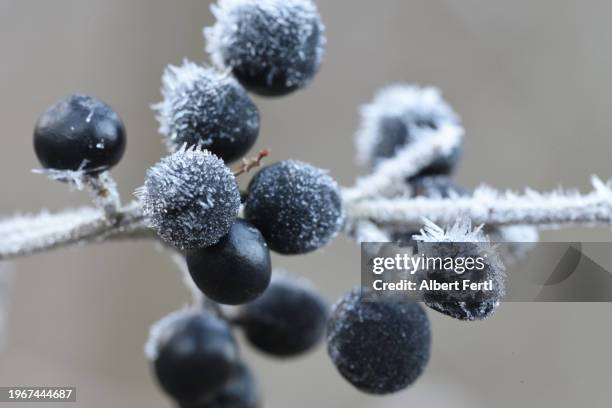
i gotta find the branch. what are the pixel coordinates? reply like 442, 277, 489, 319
0, 201, 152, 261
343, 124, 463, 202
345, 177, 612, 229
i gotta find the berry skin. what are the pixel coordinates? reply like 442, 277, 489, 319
244, 160, 343, 255
154, 61, 260, 163
153, 312, 239, 405
138, 147, 240, 250
33, 94, 126, 173
236, 273, 329, 357
327, 288, 431, 394
186, 219, 272, 305
179, 362, 261, 408
356, 85, 463, 177
205, 0, 326, 96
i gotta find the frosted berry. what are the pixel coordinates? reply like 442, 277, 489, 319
236, 273, 328, 357
179, 362, 261, 408
355, 85, 463, 177
327, 288, 431, 394
153, 312, 239, 404
33, 94, 126, 173
139, 147, 240, 250
414, 219, 506, 321
205, 0, 326, 96
186, 219, 271, 305
244, 160, 343, 254
154, 61, 260, 162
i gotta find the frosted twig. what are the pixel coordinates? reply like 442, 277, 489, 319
0, 201, 152, 260
345, 177, 612, 229
343, 124, 463, 202
232, 148, 270, 177
86, 171, 122, 219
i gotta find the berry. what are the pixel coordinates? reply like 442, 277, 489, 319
327, 288, 431, 394
33, 94, 126, 173
139, 146, 240, 250
186, 219, 272, 305
205, 0, 326, 96
236, 273, 329, 357
152, 311, 239, 404
244, 160, 343, 254
154, 61, 260, 163
414, 219, 506, 321
355, 85, 463, 177
179, 362, 261, 408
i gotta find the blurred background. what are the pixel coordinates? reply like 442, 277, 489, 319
1, 0, 611, 406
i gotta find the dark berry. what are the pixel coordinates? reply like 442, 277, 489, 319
33, 94, 126, 173
153, 312, 239, 404
179, 362, 261, 408
236, 273, 329, 357
244, 160, 343, 254
327, 288, 431, 394
154, 61, 260, 162
414, 219, 506, 320
186, 219, 272, 305
139, 147, 240, 250
356, 85, 463, 177
205, 0, 326, 96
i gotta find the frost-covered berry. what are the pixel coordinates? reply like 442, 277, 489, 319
205, 0, 326, 96
355, 85, 464, 177
139, 147, 240, 250
414, 219, 506, 321
33, 94, 126, 173
244, 160, 343, 254
151, 311, 239, 404
153, 61, 260, 162
186, 219, 271, 305
179, 362, 261, 408
327, 288, 431, 394
235, 273, 328, 357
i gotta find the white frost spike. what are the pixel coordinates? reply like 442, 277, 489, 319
32, 160, 92, 190
343, 123, 463, 202
413, 217, 487, 243
346, 177, 612, 229
144, 309, 196, 361
355, 84, 463, 166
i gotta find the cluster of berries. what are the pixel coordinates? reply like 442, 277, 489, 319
30, 0, 509, 405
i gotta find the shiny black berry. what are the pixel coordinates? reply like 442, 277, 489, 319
244, 160, 343, 254
33, 94, 126, 173
153, 312, 239, 404
179, 362, 261, 408
327, 288, 431, 394
186, 219, 272, 305
205, 0, 326, 96
236, 273, 329, 357
154, 61, 260, 162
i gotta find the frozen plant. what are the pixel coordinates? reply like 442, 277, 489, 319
1, 0, 612, 404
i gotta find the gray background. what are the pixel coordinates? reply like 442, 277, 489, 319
0, 0, 611, 407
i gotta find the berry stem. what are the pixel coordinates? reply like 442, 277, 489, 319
345, 176, 612, 229
343, 125, 462, 202
232, 149, 270, 177
86, 171, 122, 221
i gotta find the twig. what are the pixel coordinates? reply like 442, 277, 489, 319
345, 177, 612, 229
233, 149, 270, 177
343, 124, 462, 202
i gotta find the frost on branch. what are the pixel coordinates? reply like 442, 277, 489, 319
355, 85, 463, 170
346, 176, 612, 229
